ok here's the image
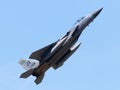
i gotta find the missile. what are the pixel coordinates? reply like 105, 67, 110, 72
43, 36, 67, 61
51, 36, 67, 53
63, 26, 79, 45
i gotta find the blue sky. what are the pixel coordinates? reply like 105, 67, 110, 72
0, 0, 120, 90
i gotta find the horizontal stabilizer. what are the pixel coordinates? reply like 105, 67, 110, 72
34, 74, 45, 85
20, 69, 34, 78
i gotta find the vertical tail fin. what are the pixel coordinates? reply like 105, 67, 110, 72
18, 58, 39, 70
34, 74, 45, 85
20, 69, 34, 78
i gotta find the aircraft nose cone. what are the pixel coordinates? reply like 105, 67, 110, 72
92, 8, 103, 18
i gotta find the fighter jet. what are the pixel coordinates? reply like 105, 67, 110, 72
18, 8, 103, 85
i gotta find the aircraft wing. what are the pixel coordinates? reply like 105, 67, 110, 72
29, 42, 57, 61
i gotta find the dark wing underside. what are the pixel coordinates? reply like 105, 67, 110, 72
29, 42, 57, 61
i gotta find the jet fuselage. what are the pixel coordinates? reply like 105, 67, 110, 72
19, 8, 103, 85
32, 8, 103, 76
